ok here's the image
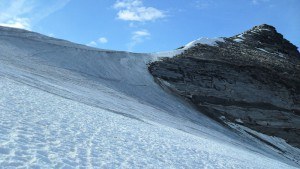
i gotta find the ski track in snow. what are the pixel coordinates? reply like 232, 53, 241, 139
0, 26, 298, 168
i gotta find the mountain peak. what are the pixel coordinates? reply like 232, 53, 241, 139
251, 24, 277, 32
243, 24, 279, 39
231, 24, 300, 59
233, 24, 280, 42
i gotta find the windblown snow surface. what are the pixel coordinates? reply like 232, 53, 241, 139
0, 26, 298, 168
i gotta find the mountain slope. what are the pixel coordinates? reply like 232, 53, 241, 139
149, 24, 300, 164
0, 26, 298, 168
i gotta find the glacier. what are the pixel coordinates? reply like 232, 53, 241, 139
0, 26, 298, 168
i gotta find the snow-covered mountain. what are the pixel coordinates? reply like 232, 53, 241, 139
0, 26, 298, 168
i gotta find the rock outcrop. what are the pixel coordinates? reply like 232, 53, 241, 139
148, 24, 300, 149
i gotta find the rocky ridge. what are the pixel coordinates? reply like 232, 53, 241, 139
148, 24, 300, 152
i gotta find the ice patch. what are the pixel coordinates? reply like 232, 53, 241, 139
235, 119, 244, 124
257, 48, 272, 54
237, 34, 245, 39
233, 34, 245, 43
257, 48, 286, 58
233, 38, 244, 43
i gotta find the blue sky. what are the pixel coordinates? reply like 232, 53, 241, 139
0, 0, 299, 53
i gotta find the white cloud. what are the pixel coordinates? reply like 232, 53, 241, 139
114, 0, 142, 8
86, 41, 97, 47
132, 30, 150, 38
0, 0, 70, 30
87, 37, 108, 47
128, 29, 150, 51
98, 37, 108, 44
113, 0, 165, 22
0, 17, 30, 29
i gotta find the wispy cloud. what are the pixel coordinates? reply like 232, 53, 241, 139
113, 0, 165, 22
195, 0, 213, 9
98, 37, 108, 44
86, 37, 108, 47
0, 0, 70, 30
128, 29, 150, 51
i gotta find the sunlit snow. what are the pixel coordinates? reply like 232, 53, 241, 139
182, 37, 225, 50
0, 26, 298, 168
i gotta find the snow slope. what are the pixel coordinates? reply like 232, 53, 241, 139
151, 37, 224, 60
182, 37, 225, 50
0, 26, 298, 168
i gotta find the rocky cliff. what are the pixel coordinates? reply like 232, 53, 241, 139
148, 24, 300, 150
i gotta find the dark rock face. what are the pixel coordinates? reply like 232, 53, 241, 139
148, 24, 300, 148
